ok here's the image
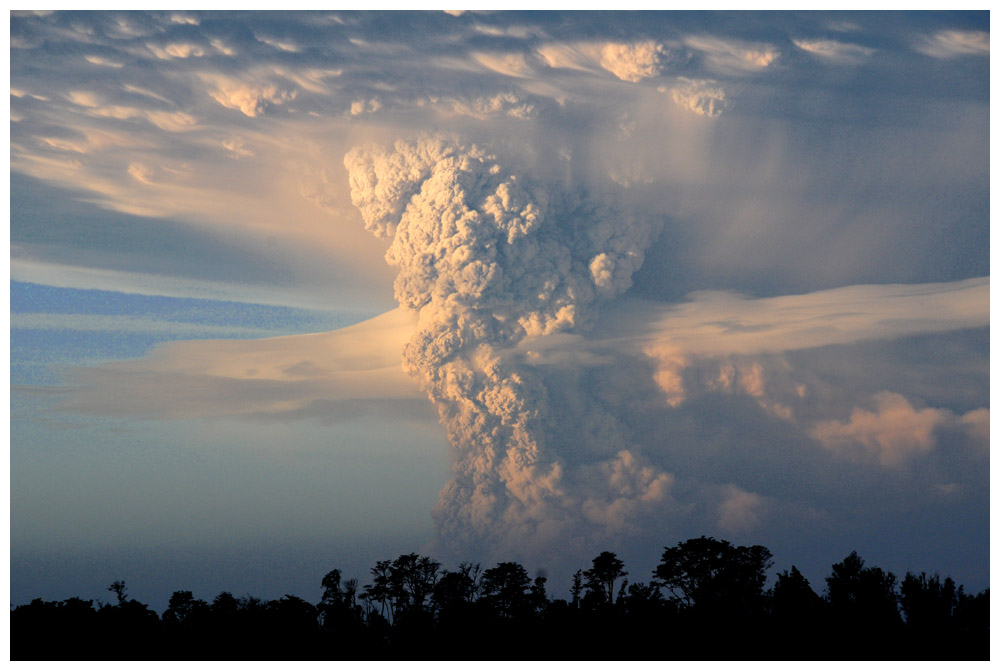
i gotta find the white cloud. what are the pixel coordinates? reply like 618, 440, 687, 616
107, 15, 156, 39
793, 38, 875, 64
717, 485, 767, 534
915, 30, 989, 58
270, 66, 342, 95
578, 450, 675, 533
827, 20, 861, 33
536, 42, 598, 74
350, 98, 382, 116
122, 84, 173, 105
147, 42, 207, 60
471, 51, 535, 78
84, 54, 123, 68
144, 110, 198, 132
11, 35, 42, 49
473, 23, 539, 40
223, 136, 254, 158
256, 34, 300, 53
203, 74, 297, 117
957, 408, 989, 449
39, 127, 139, 154
684, 35, 779, 72
66, 90, 198, 131
666, 77, 727, 117
810, 391, 987, 467
128, 162, 155, 185
446, 92, 537, 120
630, 278, 987, 421
67, 90, 100, 108
11, 88, 39, 100
210, 38, 236, 56
630, 277, 988, 359
63, 308, 428, 422
537, 40, 668, 82
598, 41, 666, 82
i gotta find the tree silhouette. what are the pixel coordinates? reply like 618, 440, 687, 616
162, 590, 209, 627
583, 551, 628, 605
772, 565, 824, 620
107, 580, 128, 606
342, 579, 359, 609
480, 561, 532, 619
620, 580, 667, 633
205, 591, 241, 654
896, 571, 990, 659
825, 551, 900, 627
321, 569, 345, 606
953, 586, 989, 655
654, 536, 772, 617
8, 540, 990, 660
361, 560, 393, 621
266, 594, 319, 647
432, 565, 478, 616
211, 591, 240, 616
388, 553, 440, 617
95, 592, 161, 659
11, 597, 101, 659
319, 568, 364, 642
769, 565, 827, 658
823, 551, 902, 658
160, 590, 211, 657
899, 571, 956, 631
529, 574, 548, 614
570, 569, 583, 608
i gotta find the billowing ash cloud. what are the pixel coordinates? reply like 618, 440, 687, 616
344, 135, 668, 559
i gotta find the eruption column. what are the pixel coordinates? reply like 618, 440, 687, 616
345, 136, 672, 559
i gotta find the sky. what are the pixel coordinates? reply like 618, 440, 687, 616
9, 10, 990, 612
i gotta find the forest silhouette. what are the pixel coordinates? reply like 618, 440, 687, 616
11, 536, 988, 660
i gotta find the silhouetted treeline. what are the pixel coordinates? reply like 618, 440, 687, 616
11, 537, 988, 660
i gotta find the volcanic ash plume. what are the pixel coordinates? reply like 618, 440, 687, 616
345, 136, 671, 559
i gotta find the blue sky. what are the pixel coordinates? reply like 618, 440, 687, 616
10, 10, 990, 611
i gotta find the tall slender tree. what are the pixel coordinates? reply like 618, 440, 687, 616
583, 551, 628, 605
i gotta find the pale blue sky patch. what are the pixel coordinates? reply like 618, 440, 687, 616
11, 281, 373, 386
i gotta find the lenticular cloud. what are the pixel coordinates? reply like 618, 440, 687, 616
344, 136, 670, 559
